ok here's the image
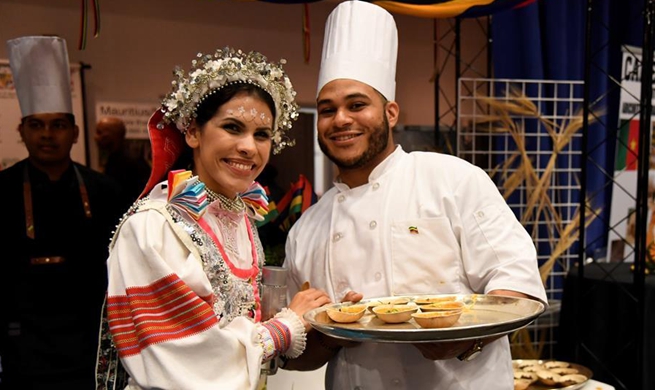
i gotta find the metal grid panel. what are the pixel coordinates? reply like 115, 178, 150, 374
457, 77, 585, 357
434, 17, 491, 154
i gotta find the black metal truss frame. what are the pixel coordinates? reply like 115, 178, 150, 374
577, 1, 652, 389
433, 16, 491, 154
435, 4, 652, 387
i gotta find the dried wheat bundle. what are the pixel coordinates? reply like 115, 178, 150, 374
473, 89, 603, 359
476, 90, 600, 247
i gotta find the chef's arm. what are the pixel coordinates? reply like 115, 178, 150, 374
281, 329, 350, 371
489, 289, 547, 303
488, 289, 528, 298
414, 334, 505, 360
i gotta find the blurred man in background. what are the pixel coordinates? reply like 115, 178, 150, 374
95, 116, 150, 202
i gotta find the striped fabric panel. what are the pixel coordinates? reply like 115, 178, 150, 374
261, 319, 291, 356
107, 274, 218, 357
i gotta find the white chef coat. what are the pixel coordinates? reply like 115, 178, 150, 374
285, 146, 547, 390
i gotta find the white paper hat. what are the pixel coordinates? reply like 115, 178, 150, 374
317, 1, 398, 101
6, 36, 73, 118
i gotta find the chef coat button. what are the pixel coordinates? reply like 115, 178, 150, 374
338, 283, 348, 291
333, 233, 342, 242
338, 195, 346, 203
372, 183, 380, 190
477, 211, 485, 218
369, 220, 377, 229
375, 272, 382, 281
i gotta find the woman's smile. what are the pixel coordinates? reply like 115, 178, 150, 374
223, 158, 256, 174
187, 91, 273, 197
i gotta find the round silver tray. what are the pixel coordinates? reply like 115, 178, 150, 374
304, 294, 546, 343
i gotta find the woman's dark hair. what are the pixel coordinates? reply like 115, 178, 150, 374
169, 82, 276, 171
195, 83, 276, 128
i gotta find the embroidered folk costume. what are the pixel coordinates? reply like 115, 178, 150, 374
96, 48, 304, 390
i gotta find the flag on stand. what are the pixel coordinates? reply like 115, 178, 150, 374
616, 119, 640, 171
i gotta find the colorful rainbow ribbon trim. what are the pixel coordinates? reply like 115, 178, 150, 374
241, 181, 270, 221
167, 170, 208, 220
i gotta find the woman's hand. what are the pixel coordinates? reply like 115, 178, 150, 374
288, 288, 332, 332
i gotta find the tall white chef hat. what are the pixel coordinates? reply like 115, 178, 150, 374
6, 36, 73, 118
317, 1, 398, 101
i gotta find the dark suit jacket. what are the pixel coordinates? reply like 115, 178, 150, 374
0, 159, 124, 389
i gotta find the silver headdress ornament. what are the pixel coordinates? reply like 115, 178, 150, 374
159, 47, 299, 154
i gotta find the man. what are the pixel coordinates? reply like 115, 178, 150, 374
0, 36, 123, 389
283, 2, 547, 389
95, 116, 150, 202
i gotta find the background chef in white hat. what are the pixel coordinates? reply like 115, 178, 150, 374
283, 2, 547, 389
0, 36, 123, 389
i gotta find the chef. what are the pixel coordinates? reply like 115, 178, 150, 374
0, 36, 123, 389
282, 2, 548, 389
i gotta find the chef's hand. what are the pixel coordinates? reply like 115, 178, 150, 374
341, 290, 364, 304
413, 340, 476, 360
324, 290, 365, 349
288, 288, 332, 332
413, 335, 503, 360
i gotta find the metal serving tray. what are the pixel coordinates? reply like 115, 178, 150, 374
513, 359, 593, 390
304, 294, 545, 343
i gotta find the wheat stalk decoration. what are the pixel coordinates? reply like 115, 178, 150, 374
474, 88, 602, 359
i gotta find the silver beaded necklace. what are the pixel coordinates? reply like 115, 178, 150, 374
204, 186, 247, 258
205, 187, 246, 213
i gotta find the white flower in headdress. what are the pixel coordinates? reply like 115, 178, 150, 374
208, 60, 222, 71
270, 68, 283, 79
284, 78, 293, 92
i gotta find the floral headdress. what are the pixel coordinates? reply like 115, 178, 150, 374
159, 47, 299, 154
140, 48, 299, 199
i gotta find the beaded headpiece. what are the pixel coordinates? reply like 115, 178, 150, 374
159, 47, 299, 154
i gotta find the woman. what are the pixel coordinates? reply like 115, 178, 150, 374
95, 47, 331, 390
